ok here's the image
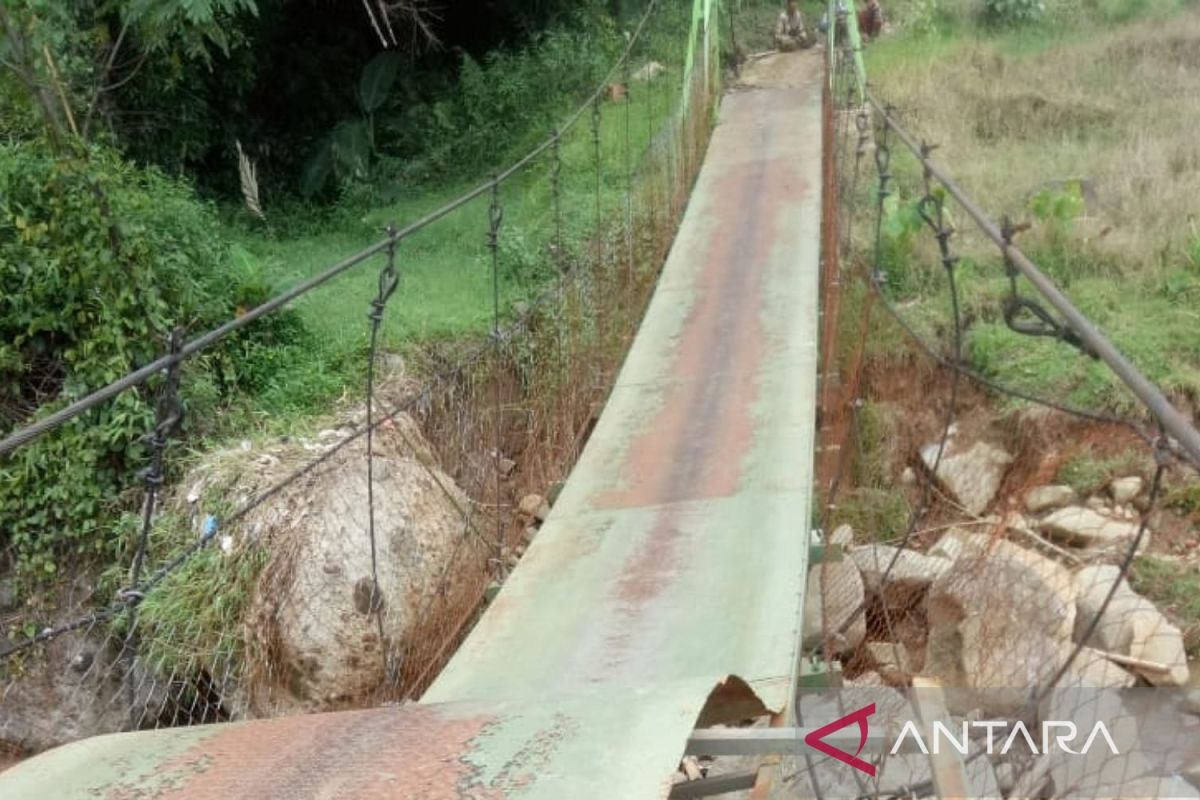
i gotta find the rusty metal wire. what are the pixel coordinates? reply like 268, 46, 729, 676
0, 0, 664, 461
811, 37, 1198, 800
1, 0, 718, 761
364, 226, 401, 682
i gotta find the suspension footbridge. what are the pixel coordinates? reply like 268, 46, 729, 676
4, 2, 1200, 798
0, 30, 826, 800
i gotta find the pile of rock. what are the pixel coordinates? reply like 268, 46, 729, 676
807, 474, 1189, 690
1026, 476, 1148, 553
799, 425, 1200, 796
802, 509, 1197, 796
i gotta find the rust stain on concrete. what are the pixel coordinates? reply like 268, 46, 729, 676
101, 705, 506, 800
598, 149, 806, 510
603, 106, 809, 617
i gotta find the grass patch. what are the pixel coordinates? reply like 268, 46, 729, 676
1053, 445, 1147, 495
132, 543, 270, 680
830, 400, 915, 543
831, 487, 914, 543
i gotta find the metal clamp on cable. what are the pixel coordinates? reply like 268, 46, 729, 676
854, 109, 870, 158
873, 140, 891, 184
1153, 431, 1172, 470
918, 193, 961, 295
999, 217, 1096, 358
1003, 295, 1084, 345
919, 140, 940, 189
369, 225, 401, 326
117, 588, 146, 607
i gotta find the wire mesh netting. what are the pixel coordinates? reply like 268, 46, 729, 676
0, 0, 726, 761
796, 13, 1200, 799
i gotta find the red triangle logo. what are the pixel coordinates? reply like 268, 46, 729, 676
803, 702, 877, 777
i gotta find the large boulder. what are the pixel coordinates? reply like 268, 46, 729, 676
1109, 476, 1144, 505
1058, 646, 1137, 689
1025, 484, 1077, 514
924, 548, 1077, 715
920, 438, 1013, 516
934, 530, 1077, 639
238, 413, 477, 714
1127, 612, 1190, 685
1073, 565, 1189, 686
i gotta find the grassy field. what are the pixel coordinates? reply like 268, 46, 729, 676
842, 0, 1200, 645
859, 1, 1200, 414
211, 45, 685, 434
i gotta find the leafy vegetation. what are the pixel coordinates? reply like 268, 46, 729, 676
0, 0, 256, 149
1, 0, 624, 197
130, 537, 270, 681
0, 142, 313, 577
0, 0, 692, 586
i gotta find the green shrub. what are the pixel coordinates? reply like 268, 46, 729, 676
984, 0, 1046, 24
374, 21, 620, 186
0, 143, 305, 578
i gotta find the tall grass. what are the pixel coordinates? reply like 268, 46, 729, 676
858, 4, 1200, 413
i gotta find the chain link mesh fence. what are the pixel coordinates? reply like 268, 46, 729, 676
0, 0, 725, 763
801, 17, 1200, 799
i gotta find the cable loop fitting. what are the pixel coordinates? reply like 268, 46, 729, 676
874, 141, 890, 175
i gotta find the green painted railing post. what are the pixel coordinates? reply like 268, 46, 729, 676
826, 0, 837, 86
844, 0, 867, 104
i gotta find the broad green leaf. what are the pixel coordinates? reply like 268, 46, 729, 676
358, 51, 403, 114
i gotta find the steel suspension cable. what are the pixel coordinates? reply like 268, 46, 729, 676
866, 92, 1200, 469
0, 0, 663, 459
